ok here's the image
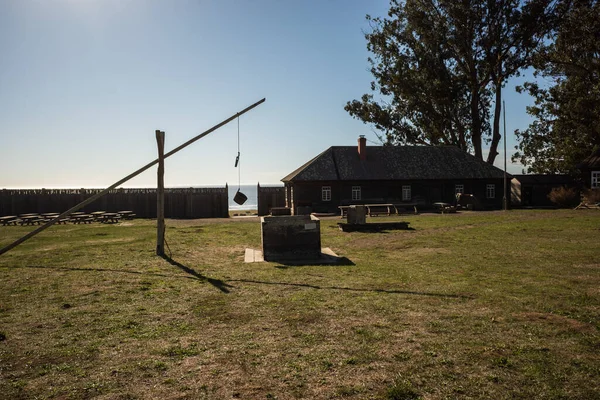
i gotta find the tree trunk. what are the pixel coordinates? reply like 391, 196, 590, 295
470, 86, 483, 160
487, 78, 502, 164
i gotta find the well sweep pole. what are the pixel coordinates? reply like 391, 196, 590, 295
503, 100, 507, 211
0, 98, 266, 256
156, 130, 165, 256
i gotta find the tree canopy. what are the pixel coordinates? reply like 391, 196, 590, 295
346, 0, 554, 164
513, 0, 600, 174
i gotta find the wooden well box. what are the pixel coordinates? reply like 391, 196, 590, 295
261, 215, 321, 261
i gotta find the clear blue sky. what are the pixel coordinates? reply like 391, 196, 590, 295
0, 0, 534, 189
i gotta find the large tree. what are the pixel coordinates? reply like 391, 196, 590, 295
346, 0, 553, 163
513, 0, 600, 174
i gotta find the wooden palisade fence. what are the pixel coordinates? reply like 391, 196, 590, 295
0, 187, 229, 219
257, 183, 285, 216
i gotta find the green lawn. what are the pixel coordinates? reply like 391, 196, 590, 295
0, 210, 598, 399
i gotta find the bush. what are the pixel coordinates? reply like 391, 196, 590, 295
548, 186, 580, 208
583, 189, 600, 204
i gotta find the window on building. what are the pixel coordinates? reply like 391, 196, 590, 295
402, 185, 411, 201
592, 171, 600, 189
351, 186, 361, 201
322, 186, 331, 201
455, 184, 464, 195
486, 184, 496, 199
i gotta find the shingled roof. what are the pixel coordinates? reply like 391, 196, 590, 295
577, 148, 600, 169
282, 145, 506, 182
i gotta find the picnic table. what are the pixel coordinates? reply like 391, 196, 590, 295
117, 211, 135, 220
433, 202, 457, 213
41, 212, 59, 221
20, 215, 44, 225
339, 203, 419, 217
100, 213, 121, 223
90, 211, 106, 221
70, 214, 94, 224
0, 216, 19, 226
39, 213, 71, 224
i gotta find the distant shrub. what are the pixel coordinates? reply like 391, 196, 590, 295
548, 186, 579, 208
583, 188, 600, 204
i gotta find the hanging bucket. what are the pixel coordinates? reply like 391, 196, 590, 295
233, 189, 248, 205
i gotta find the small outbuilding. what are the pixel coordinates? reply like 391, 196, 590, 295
511, 174, 576, 207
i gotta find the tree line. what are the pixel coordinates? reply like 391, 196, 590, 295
346, 0, 599, 175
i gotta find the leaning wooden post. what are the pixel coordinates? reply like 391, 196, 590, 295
156, 130, 165, 256
0, 97, 265, 257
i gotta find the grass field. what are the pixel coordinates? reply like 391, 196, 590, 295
0, 210, 598, 399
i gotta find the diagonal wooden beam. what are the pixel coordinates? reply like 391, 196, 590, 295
0, 98, 266, 256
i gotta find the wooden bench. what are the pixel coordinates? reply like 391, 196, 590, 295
393, 203, 419, 215
365, 204, 396, 217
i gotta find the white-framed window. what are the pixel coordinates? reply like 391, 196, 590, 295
486, 184, 496, 199
455, 184, 464, 195
592, 171, 600, 189
402, 185, 411, 201
322, 186, 331, 201
352, 186, 361, 201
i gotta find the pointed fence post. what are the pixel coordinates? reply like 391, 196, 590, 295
156, 130, 165, 256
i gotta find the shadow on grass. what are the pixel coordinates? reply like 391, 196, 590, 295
337, 222, 415, 233
226, 278, 472, 299
160, 255, 233, 293
273, 256, 355, 268
17, 259, 233, 294
13, 265, 467, 298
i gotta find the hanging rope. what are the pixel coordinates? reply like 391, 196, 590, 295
236, 116, 241, 190
232, 116, 248, 205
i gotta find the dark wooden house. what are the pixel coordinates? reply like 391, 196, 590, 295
281, 137, 508, 214
511, 174, 576, 207
577, 148, 600, 190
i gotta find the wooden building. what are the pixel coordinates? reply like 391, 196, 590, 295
511, 174, 576, 207
577, 148, 600, 190
281, 137, 508, 214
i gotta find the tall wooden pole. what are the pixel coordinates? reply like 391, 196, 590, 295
0, 97, 266, 256
156, 130, 165, 256
503, 100, 507, 211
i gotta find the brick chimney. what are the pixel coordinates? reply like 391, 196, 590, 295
358, 135, 367, 160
